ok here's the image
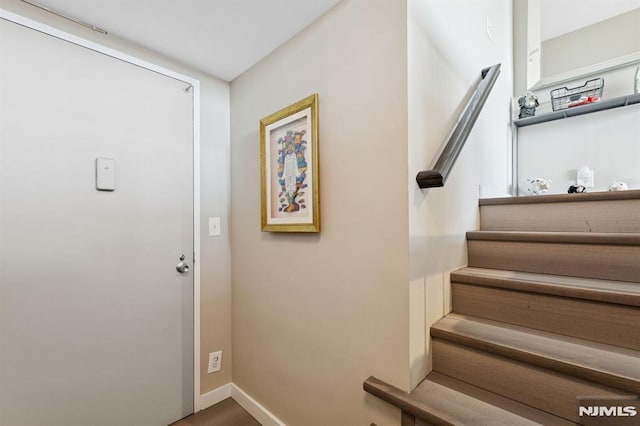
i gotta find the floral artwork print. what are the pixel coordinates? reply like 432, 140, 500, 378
260, 94, 318, 232
276, 129, 308, 213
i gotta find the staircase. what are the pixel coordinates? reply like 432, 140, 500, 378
365, 190, 640, 425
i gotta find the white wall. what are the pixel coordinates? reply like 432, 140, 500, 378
0, 0, 232, 400
518, 104, 640, 194
514, 0, 640, 197
408, 0, 514, 387
230, 0, 410, 424
541, 9, 640, 78
519, 53, 640, 195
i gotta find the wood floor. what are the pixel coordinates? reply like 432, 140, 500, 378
171, 398, 260, 426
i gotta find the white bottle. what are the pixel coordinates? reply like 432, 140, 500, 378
635, 64, 640, 94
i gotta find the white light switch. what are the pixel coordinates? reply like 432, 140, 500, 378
209, 217, 221, 236
96, 158, 115, 191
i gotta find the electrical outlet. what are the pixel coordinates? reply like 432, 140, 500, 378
583, 170, 594, 188
207, 351, 222, 374
577, 167, 595, 188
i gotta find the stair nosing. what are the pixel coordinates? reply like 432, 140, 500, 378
431, 314, 640, 395
466, 230, 640, 245
364, 373, 571, 426
413, 372, 573, 425
480, 190, 640, 206
363, 376, 458, 425
451, 267, 640, 307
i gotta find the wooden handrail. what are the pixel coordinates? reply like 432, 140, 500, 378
416, 64, 501, 188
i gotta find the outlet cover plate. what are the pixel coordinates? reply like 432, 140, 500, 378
577, 169, 595, 188
208, 350, 222, 374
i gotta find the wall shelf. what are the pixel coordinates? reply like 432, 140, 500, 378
514, 92, 640, 128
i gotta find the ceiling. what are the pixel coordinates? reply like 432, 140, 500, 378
541, 0, 639, 40
25, 0, 341, 81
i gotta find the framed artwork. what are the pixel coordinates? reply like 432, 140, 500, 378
260, 94, 319, 232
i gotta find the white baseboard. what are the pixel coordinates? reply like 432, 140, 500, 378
197, 383, 285, 425
231, 384, 286, 426
197, 383, 232, 411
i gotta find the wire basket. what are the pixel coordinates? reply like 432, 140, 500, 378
550, 78, 604, 111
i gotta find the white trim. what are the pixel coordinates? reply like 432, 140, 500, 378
231, 384, 287, 426
0, 7, 203, 415
0, 9, 198, 86
192, 82, 202, 412
197, 382, 287, 426
198, 383, 232, 411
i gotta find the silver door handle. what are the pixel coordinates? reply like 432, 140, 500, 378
176, 254, 190, 274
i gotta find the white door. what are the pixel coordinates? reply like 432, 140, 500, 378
0, 18, 194, 426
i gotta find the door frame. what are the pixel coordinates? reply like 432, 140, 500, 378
0, 8, 203, 412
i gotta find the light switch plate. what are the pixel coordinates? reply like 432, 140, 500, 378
209, 217, 221, 236
96, 158, 115, 191
486, 15, 493, 41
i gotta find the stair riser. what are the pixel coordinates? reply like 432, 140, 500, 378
467, 240, 639, 282
451, 283, 640, 351
480, 199, 640, 232
432, 339, 624, 423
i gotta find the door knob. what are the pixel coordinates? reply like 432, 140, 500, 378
176, 254, 190, 274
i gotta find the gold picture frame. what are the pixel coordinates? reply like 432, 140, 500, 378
260, 94, 320, 232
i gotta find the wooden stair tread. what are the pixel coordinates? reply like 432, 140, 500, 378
412, 373, 572, 426
467, 231, 640, 245
451, 267, 640, 306
431, 314, 640, 394
480, 190, 640, 206
364, 373, 571, 425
